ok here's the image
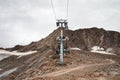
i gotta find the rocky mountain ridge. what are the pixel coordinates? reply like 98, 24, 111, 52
7, 27, 120, 54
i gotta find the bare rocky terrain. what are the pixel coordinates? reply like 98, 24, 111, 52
0, 27, 120, 80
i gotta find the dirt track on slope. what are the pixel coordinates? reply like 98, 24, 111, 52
30, 59, 115, 80
42, 63, 112, 77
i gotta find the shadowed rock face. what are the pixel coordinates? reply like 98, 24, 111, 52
69, 28, 120, 50
8, 27, 120, 53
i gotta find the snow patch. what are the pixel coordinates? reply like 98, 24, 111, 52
91, 50, 116, 55
106, 48, 113, 53
70, 48, 81, 51
0, 50, 37, 60
91, 46, 104, 51
0, 68, 17, 78
91, 46, 116, 55
12, 51, 37, 56
0, 54, 10, 61
0, 50, 37, 56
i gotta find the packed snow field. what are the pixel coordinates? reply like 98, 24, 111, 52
91, 46, 116, 55
0, 49, 37, 61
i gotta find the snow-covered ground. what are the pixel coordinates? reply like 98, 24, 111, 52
91, 50, 116, 55
0, 54, 10, 61
91, 46, 104, 51
70, 48, 81, 51
0, 50, 37, 56
0, 68, 17, 78
0, 50, 37, 61
91, 46, 116, 55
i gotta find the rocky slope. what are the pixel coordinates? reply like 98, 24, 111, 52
0, 27, 120, 80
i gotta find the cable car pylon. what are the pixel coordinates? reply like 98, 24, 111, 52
51, 0, 70, 64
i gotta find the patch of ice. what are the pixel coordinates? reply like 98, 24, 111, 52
70, 48, 81, 51
0, 68, 17, 78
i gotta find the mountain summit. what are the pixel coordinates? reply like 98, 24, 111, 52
8, 27, 120, 54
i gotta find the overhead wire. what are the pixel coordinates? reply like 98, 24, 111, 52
66, 0, 69, 20
51, 0, 69, 20
51, 0, 57, 20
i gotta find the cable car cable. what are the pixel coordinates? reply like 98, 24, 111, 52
51, 0, 57, 20
51, 0, 69, 20
66, 0, 69, 20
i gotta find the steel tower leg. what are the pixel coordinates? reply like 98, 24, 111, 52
60, 30, 64, 64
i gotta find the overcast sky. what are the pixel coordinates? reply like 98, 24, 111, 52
0, 0, 120, 48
